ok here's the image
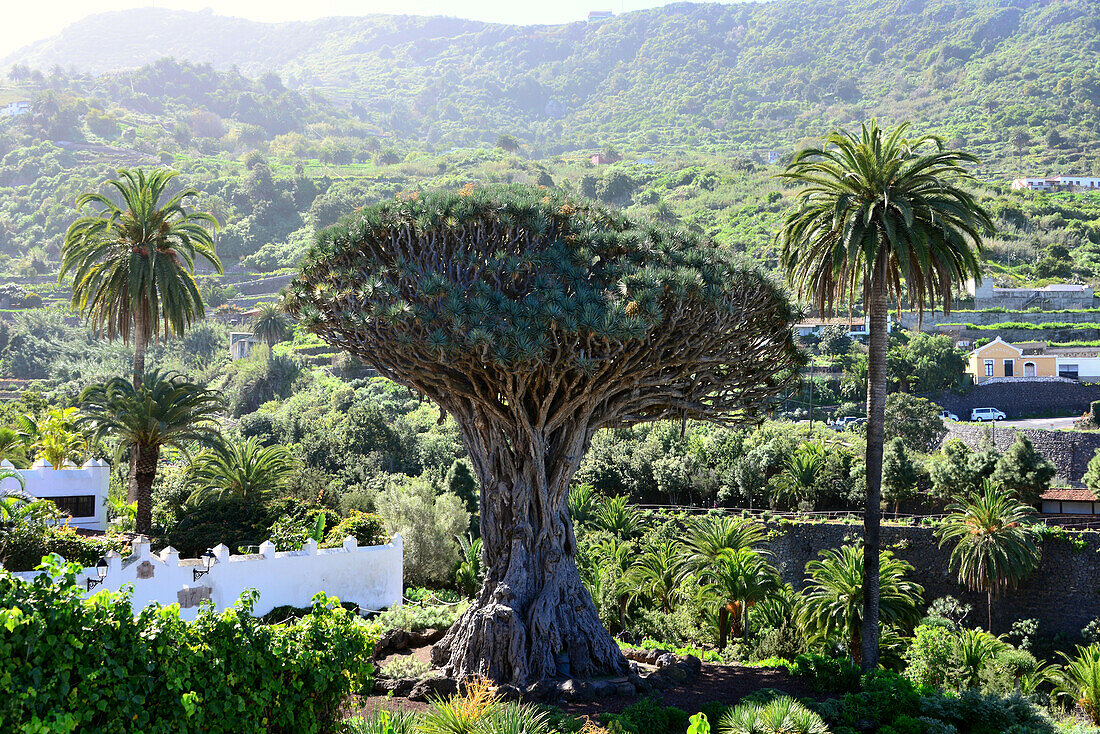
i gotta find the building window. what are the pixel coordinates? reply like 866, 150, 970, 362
1060, 364, 1079, 379
49, 495, 96, 518
984, 359, 994, 376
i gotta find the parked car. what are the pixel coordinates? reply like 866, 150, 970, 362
832, 416, 866, 429
940, 410, 959, 421
970, 407, 1006, 422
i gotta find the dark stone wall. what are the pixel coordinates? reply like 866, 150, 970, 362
764, 522, 1100, 637
932, 381, 1100, 419
943, 423, 1100, 482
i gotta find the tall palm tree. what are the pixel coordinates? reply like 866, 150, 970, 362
774, 441, 826, 509
777, 121, 991, 668
798, 544, 924, 666
60, 168, 222, 389
627, 539, 685, 614
186, 436, 296, 506
79, 370, 224, 534
703, 548, 782, 649
681, 514, 766, 572
251, 301, 291, 351
935, 480, 1040, 632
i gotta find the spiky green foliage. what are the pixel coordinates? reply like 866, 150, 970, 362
798, 544, 924, 665
251, 301, 292, 348
1054, 644, 1100, 724
681, 514, 767, 571
701, 547, 782, 647
776, 121, 991, 318
935, 480, 1041, 632
187, 436, 297, 505
60, 168, 222, 385
288, 186, 803, 425
628, 539, 685, 614
79, 369, 224, 533
719, 696, 829, 734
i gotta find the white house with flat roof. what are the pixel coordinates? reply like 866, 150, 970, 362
0, 458, 110, 530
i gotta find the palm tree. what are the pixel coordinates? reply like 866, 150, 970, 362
681, 515, 766, 571
935, 480, 1041, 632
774, 441, 826, 509
251, 301, 291, 350
777, 121, 991, 668
187, 436, 296, 506
703, 548, 782, 649
60, 168, 222, 389
798, 544, 924, 666
0, 427, 28, 467
1054, 644, 1100, 724
79, 370, 224, 534
627, 540, 685, 614
16, 408, 86, 467
955, 628, 1007, 689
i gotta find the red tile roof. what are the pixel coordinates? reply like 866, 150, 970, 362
1040, 488, 1098, 502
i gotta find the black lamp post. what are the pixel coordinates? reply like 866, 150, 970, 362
193, 549, 216, 581
86, 557, 108, 590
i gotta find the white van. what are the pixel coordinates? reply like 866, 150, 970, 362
970, 407, 1006, 422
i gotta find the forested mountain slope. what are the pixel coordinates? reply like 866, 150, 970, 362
7, 0, 1099, 167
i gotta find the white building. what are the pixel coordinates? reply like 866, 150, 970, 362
1012, 175, 1100, 191
0, 100, 30, 117
0, 458, 110, 531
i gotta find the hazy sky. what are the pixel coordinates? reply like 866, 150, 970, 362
1, 1, 705, 58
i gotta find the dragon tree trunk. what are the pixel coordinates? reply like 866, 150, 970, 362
431, 412, 628, 687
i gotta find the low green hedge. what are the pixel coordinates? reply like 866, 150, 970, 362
0, 525, 125, 572
0, 556, 378, 733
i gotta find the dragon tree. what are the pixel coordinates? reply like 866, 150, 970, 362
287, 186, 803, 686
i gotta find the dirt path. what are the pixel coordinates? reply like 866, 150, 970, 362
350, 661, 810, 720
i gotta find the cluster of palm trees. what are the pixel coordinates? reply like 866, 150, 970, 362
577, 507, 923, 660
576, 479, 1046, 668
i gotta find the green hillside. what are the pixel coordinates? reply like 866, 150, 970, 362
0, 0, 1096, 311
6, 0, 1099, 170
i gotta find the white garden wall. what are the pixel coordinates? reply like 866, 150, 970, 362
12, 535, 404, 621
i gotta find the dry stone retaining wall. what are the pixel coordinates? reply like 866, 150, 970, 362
932, 381, 1100, 419
764, 521, 1100, 637
942, 422, 1100, 482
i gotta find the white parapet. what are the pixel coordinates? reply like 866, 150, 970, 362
10, 534, 404, 621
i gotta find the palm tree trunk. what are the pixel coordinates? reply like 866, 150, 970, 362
860, 254, 889, 671
988, 589, 993, 633
130, 443, 159, 535
718, 604, 730, 651
133, 305, 147, 389
128, 307, 149, 506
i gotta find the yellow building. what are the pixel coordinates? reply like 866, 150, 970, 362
966, 337, 1057, 383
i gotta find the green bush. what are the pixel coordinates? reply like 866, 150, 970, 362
0, 525, 125, 572
0, 556, 378, 733
324, 511, 388, 547
602, 698, 689, 734
374, 600, 468, 632
788, 653, 861, 694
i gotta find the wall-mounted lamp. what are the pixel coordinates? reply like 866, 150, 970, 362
86, 557, 108, 590
193, 549, 216, 581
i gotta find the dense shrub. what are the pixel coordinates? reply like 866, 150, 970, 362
324, 511, 388, 547
0, 525, 125, 572
602, 698, 689, 734
159, 496, 270, 556
788, 653, 861, 694
375, 478, 468, 587
373, 600, 468, 632
0, 557, 377, 733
